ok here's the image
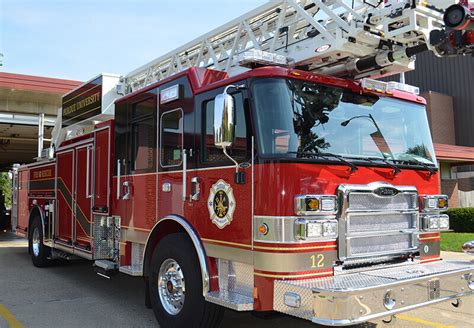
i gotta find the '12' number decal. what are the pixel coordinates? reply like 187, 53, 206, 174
311, 254, 325, 269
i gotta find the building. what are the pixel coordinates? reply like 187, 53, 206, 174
0, 72, 81, 171
402, 52, 474, 207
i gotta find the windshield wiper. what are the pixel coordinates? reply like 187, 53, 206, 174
346, 156, 401, 175
289, 151, 358, 173
393, 158, 437, 175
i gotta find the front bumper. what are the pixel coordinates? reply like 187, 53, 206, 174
274, 260, 474, 326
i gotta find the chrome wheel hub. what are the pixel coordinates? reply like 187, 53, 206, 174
32, 228, 40, 257
158, 258, 186, 315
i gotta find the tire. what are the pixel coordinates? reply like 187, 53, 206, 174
149, 233, 224, 328
29, 216, 50, 267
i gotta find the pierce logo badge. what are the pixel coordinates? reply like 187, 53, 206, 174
208, 180, 236, 229
374, 187, 399, 197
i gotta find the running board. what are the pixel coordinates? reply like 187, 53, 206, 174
93, 260, 118, 278
205, 291, 253, 311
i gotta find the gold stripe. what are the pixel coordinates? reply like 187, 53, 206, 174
254, 244, 336, 251
200, 238, 336, 252
421, 257, 441, 262
204, 243, 253, 265
420, 236, 441, 241
201, 238, 252, 249
254, 271, 331, 279
0, 304, 25, 328
121, 226, 152, 232
29, 177, 54, 182
58, 177, 73, 198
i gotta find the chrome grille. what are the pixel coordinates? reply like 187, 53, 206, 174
348, 213, 417, 233
338, 183, 419, 262
349, 234, 414, 256
348, 192, 418, 211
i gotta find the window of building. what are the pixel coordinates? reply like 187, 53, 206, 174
202, 92, 248, 163
131, 98, 156, 172
160, 109, 183, 167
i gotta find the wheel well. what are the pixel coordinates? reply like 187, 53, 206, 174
27, 206, 43, 253
28, 206, 43, 236
142, 216, 210, 296
143, 220, 188, 278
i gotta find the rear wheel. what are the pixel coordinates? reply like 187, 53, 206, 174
29, 216, 50, 267
149, 233, 224, 328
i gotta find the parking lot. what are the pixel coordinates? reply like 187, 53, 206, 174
0, 231, 473, 328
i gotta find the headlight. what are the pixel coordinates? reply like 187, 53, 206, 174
323, 221, 338, 237
295, 195, 337, 215
307, 221, 323, 238
295, 219, 338, 240
421, 195, 449, 211
422, 214, 450, 231
439, 215, 450, 230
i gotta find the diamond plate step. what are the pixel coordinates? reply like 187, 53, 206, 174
205, 290, 253, 311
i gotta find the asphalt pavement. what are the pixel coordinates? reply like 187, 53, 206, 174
0, 231, 473, 328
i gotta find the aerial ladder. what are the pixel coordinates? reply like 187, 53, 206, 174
121, 0, 474, 94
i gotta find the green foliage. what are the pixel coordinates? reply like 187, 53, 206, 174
0, 172, 12, 209
441, 232, 474, 252
445, 208, 474, 233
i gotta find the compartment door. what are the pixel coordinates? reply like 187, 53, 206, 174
74, 144, 93, 249
56, 150, 74, 243
93, 126, 111, 214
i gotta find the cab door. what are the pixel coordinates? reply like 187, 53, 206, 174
157, 78, 194, 221
191, 84, 253, 249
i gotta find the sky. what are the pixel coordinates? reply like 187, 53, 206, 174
0, 0, 268, 81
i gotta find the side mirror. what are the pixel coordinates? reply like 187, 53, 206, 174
214, 92, 235, 149
463, 241, 474, 256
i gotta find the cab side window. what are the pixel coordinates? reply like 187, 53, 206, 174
160, 109, 183, 167
202, 92, 249, 163
131, 97, 156, 172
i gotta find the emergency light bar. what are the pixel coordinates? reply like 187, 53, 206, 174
237, 50, 289, 68
361, 78, 420, 95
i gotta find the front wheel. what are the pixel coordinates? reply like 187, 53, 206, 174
149, 233, 224, 328
29, 216, 50, 267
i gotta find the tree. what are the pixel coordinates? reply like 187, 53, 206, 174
0, 172, 12, 209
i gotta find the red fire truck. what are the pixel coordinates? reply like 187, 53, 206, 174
11, 1, 474, 327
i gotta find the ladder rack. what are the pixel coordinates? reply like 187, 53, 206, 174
123, 0, 445, 94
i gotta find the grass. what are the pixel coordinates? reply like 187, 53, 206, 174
440, 232, 474, 252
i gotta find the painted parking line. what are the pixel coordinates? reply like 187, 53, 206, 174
0, 242, 28, 248
397, 314, 455, 328
0, 305, 24, 328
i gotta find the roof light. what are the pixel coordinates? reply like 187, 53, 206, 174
361, 78, 420, 95
237, 50, 289, 68
361, 79, 388, 93
387, 81, 420, 95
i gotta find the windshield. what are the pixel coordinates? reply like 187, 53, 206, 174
251, 78, 436, 166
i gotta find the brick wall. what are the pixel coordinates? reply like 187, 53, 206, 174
422, 92, 456, 145
441, 179, 459, 208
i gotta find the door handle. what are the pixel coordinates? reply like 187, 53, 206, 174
117, 159, 121, 200
190, 177, 200, 201
122, 181, 132, 200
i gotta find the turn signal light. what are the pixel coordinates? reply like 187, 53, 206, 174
258, 223, 269, 235
295, 195, 337, 215
421, 195, 449, 211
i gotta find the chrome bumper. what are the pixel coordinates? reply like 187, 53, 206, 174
274, 260, 474, 326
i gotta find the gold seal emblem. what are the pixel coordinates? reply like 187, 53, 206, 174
208, 179, 235, 229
